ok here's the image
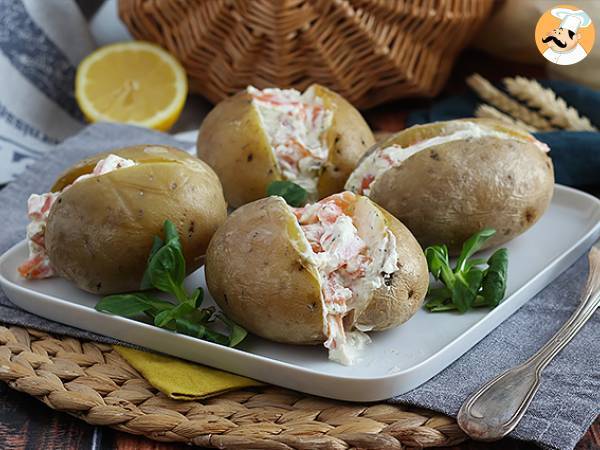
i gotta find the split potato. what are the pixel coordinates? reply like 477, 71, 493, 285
205, 193, 428, 356
45, 145, 227, 294
345, 119, 554, 253
197, 84, 375, 208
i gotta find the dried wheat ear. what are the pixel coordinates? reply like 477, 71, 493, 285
503, 77, 597, 131
467, 74, 597, 133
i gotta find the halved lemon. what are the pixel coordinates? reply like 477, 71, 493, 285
75, 41, 187, 131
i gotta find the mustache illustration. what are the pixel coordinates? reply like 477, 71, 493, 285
542, 35, 567, 48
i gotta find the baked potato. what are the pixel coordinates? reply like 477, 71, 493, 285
19, 145, 227, 294
205, 191, 428, 364
197, 85, 375, 208
345, 119, 554, 253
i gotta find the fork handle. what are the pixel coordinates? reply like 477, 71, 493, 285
457, 250, 600, 442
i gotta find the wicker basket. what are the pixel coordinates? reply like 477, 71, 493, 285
119, 0, 494, 109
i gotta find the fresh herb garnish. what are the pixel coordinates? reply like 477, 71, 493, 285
424, 228, 508, 313
95, 220, 247, 347
267, 180, 308, 207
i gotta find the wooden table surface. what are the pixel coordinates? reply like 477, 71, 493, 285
1, 45, 598, 449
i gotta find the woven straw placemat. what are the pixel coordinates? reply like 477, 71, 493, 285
0, 324, 467, 449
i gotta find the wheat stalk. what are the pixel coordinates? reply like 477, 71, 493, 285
503, 76, 597, 131
467, 74, 554, 131
475, 104, 538, 132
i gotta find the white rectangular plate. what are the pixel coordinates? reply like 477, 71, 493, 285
1, 185, 599, 401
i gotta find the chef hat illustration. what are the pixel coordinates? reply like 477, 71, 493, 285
551, 8, 592, 33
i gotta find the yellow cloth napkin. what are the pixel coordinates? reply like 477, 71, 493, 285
115, 346, 262, 400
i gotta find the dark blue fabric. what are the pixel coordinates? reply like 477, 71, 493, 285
406, 80, 600, 188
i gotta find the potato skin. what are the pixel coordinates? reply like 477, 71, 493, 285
46, 145, 227, 294
355, 206, 428, 331
313, 85, 376, 198
196, 85, 374, 208
196, 91, 280, 209
205, 195, 428, 345
368, 125, 555, 253
205, 197, 325, 344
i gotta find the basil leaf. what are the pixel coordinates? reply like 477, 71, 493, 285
267, 180, 308, 207
455, 228, 496, 272
452, 269, 484, 313
96, 293, 172, 317
140, 236, 164, 290
218, 313, 248, 347
481, 248, 508, 307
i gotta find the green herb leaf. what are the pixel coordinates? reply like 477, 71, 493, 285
163, 220, 182, 251
425, 245, 449, 280
202, 328, 230, 346
424, 244, 455, 288
144, 221, 186, 299
452, 269, 484, 313
425, 294, 452, 311
428, 302, 459, 312
96, 293, 173, 317
463, 258, 487, 271
148, 245, 186, 299
426, 286, 452, 302
424, 228, 509, 314
140, 236, 164, 290
455, 228, 496, 272
175, 318, 207, 338
154, 301, 195, 328
95, 220, 247, 348
218, 314, 248, 347
177, 316, 229, 345
188, 306, 215, 324
267, 180, 308, 207
481, 248, 509, 307
189, 288, 204, 309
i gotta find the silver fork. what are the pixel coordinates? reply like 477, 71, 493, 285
457, 242, 600, 441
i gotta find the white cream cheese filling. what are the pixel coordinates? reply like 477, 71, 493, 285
248, 86, 333, 199
18, 154, 137, 280
345, 122, 550, 196
293, 193, 398, 365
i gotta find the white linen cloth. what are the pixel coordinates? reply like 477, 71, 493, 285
0, 0, 96, 184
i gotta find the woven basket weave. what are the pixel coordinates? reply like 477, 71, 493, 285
118, 0, 494, 108
0, 325, 468, 448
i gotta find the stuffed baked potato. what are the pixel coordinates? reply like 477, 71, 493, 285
345, 119, 554, 253
205, 191, 428, 364
19, 145, 227, 294
197, 85, 375, 208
